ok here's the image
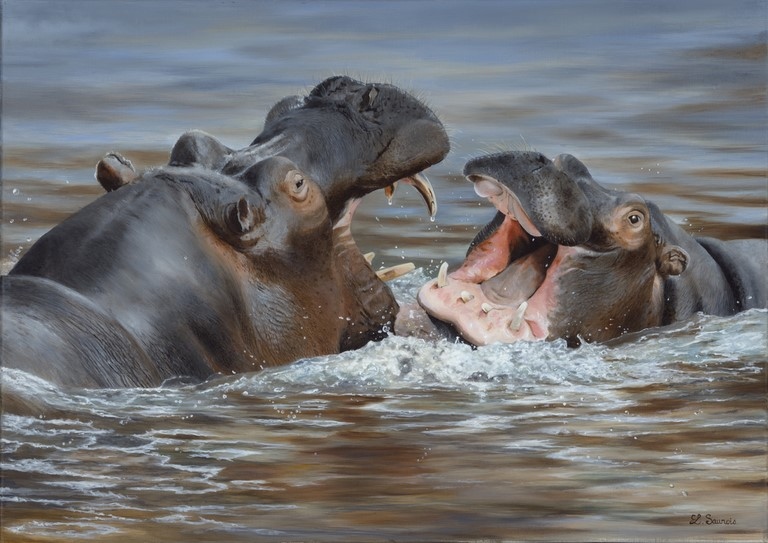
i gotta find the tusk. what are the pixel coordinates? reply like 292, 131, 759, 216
459, 290, 474, 303
376, 262, 415, 282
384, 182, 397, 205
510, 301, 528, 330
436, 262, 448, 288
481, 302, 494, 314
363, 252, 375, 265
399, 172, 438, 218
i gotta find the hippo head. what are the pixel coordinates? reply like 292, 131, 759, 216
214, 157, 330, 266
231, 76, 450, 349
161, 156, 331, 278
258, 76, 446, 217
101, 76, 449, 353
163, 76, 447, 225
220, 75, 448, 223
417, 151, 689, 347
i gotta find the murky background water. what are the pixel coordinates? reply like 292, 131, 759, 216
2, 1, 767, 541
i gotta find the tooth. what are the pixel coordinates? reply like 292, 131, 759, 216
436, 262, 448, 288
401, 172, 437, 218
376, 262, 415, 282
481, 302, 493, 314
363, 252, 375, 265
384, 183, 397, 205
459, 290, 474, 303
510, 301, 528, 330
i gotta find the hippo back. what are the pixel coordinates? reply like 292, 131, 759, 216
8, 172, 264, 384
695, 237, 767, 311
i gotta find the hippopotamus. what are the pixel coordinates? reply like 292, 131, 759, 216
3, 76, 449, 388
402, 151, 766, 347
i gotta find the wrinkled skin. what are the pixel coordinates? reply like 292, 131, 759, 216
403, 151, 766, 347
3, 77, 449, 388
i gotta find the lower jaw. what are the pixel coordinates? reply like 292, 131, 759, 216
332, 200, 399, 350
416, 275, 549, 346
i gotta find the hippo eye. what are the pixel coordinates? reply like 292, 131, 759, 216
289, 172, 309, 202
627, 212, 644, 227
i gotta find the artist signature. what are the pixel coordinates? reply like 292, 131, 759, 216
689, 513, 737, 525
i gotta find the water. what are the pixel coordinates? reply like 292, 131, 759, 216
2, 1, 767, 541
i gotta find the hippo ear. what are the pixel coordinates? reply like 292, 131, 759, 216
657, 245, 688, 277
227, 197, 255, 234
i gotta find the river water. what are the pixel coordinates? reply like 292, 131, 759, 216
1, 1, 767, 541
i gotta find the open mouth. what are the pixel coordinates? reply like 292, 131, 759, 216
417, 174, 570, 345
335, 172, 438, 282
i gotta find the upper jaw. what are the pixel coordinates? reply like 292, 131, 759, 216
463, 153, 593, 246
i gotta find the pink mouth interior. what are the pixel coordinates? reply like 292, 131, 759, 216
417, 189, 567, 346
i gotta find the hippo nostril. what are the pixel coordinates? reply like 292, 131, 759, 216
360, 87, 378, 110
473, 178, 504, 198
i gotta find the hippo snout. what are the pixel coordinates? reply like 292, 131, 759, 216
463, 151, 593, 246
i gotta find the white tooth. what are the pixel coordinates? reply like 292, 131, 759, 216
376, 262, 415, 282
363, 252, 375, 265
459, 290, 474, 303
436, 262, 448, 288
510, 301, 528, 331
481, 302, 493, 314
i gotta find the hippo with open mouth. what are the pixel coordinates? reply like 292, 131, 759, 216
2, 76, 449, 388
405, 151, 766, 347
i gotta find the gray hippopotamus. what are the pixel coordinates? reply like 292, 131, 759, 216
403, 151, 766, 347
3, 76, 449, 388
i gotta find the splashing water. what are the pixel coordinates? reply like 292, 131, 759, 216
2, 267, 766, 541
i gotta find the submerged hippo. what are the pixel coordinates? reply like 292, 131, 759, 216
3, 76, 449, 388
404, 151, 766, 347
